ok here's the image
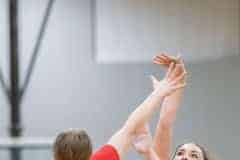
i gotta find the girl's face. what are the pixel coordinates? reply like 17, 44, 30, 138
173, 143, 204, 160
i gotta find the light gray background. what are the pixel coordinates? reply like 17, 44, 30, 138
0, 0, 239, 159
96, 0, 239, 63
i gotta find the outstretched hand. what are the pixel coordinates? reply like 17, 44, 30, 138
153, 53, 180, 67
152, 62, 186, 97
152, 53, 187, 90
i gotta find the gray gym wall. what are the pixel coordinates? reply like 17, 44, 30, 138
0, 0, 239, 160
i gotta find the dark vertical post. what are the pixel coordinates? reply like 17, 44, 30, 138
8, 0, 22, 160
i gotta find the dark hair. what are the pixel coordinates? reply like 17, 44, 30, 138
53, 129, 92, 160
172, 143, 210, 160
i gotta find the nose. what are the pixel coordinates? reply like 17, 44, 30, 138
181, 157, 188, 160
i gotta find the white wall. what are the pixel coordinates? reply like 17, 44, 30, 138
0, 0, 239, 159
95, 0, 239, 63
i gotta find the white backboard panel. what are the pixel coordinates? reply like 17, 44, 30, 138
95, 0, 239, 63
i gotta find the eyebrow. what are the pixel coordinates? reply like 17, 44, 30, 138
191, 150, 200, 154
178, 149, 185, 152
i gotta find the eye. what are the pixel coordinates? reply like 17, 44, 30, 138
191, 154, 199, 159
177, 151, 183, 156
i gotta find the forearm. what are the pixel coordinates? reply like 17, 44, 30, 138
153, 89, 184, 160
153, 122, 172, 160
108, 90, 164, 159
123, 89, 165, 135
160, 89, 183, 127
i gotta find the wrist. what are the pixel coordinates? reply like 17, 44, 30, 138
152, 89, 166, 99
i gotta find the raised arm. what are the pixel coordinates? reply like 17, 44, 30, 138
152, 54, 187, 160
153, 89, 183, 160
107, 63, 186, 160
